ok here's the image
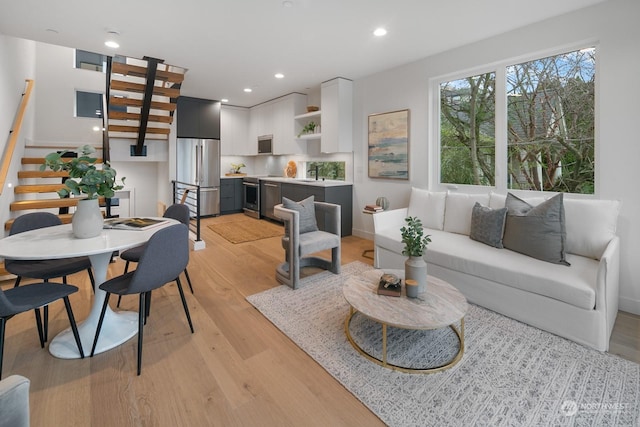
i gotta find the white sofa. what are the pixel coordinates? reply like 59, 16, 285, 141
373, 188, 621, 351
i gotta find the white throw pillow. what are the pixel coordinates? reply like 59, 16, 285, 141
407, 188, 446, 230
564, 198, 620, 259
444, 192, 490, 235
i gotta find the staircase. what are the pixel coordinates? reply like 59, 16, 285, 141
106, 56, 186, 156
5, 151, 106, 231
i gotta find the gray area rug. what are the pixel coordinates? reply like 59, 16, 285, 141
246, 261, 640, 427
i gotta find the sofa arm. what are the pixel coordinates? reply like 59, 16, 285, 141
373, 207, 408, 233
314, 202, 341, 236
596, 235, 620, 338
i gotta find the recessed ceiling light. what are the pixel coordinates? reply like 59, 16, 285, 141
282, 0, 293, 7
244, 88, 252, 93
275, 73, 284, 79
373, 27, 387, 37
221, 98, 229, 103
105, 31, 120, 49
92, 126, 101, 132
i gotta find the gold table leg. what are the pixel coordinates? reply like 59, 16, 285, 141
345, 309, 465, 374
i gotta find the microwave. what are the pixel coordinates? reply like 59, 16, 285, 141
258, 135, 273, 154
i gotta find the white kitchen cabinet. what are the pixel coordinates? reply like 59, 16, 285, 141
320, 77, 353, 153
273, 93, 307, 155
221, 105, 252, 155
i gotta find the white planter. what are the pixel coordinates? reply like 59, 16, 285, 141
72, 198, 103, 239
405, 256, 427, 294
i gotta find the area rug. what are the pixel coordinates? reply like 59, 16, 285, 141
208, 218, 283, 243
247, 261, 640, 427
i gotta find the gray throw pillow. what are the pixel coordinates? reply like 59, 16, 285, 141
282, 195, 318, 234
469, 203, 507, 248
503, 193, 570, 266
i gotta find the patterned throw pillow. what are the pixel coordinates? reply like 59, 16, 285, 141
282, 195, 318, 234
503, 193, 570, 266
469, 203, 508, 248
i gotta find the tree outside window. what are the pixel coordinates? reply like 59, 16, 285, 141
438, 47, 595, 194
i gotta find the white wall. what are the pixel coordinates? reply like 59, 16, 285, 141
350, 0, 640, 314
0, 34, 36, 227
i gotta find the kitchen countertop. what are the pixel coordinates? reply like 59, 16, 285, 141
256, 176, 352, 187
220, 175, 352, 187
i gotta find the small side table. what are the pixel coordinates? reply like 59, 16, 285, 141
362, 208, 383, 260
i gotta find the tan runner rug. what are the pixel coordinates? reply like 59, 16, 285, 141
208, 218, 283, 244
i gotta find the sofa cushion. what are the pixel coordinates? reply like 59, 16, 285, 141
282, 196, 318, 234
444, 193, 490, 235
469, 203, 507, 248
407, 188, 446, 230
564, 198, 620, 260
503, 193, 570, 266
375, 227, 597, 309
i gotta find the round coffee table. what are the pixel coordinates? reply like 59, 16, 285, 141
343, 269, 468, 374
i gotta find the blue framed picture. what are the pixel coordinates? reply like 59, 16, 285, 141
368, 109, 409, 180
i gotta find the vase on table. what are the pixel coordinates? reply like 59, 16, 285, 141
405, 256, 427, 294
72, 198, 103, 239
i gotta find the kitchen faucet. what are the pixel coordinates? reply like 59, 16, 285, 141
307, 165, 319, 180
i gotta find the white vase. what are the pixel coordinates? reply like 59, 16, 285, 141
405, 256, 427, 294
72, 198, 103, 239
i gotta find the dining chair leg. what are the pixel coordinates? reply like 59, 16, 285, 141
43, 305, 48, 343
87, 268, 95, 291
175, 277, 194, 333
183, 268, 194, 294
144, 291, 152, 325
13, 276, 22, 288
137, 292, 145, 376
0, 317, 5, 379
116, 262, 131, 308
62, 297, 84, 358
33, 309, 45, 348
90, 293, 111, 357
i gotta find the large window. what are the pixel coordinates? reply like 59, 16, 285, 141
438, 47, 595, 194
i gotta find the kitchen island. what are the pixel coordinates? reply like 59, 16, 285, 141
258, 177, 353, 236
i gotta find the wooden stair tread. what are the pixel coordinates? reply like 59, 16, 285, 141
108, 125, 170, 135
110, 80, 180, 98
10, 198, 105, 211
108, 111, 173, 124
110, 96, 176, 112
14, 184, 66, 194
4, 214, 73, 231
111, 62, 185, 83
18, 170, 69, 179
22, 157, 103, 165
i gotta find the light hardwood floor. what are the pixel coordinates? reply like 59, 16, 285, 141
1, 213, 638, 426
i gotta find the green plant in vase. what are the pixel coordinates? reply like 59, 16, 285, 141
400, 216, 431, 294
298, 121, 317, 137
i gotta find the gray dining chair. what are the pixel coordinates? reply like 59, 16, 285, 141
4, 212, 95, 343
90, 223, 194, 375
0, 281, 84, 379
116, 204, 194, 308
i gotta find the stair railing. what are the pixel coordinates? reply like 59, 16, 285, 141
0, 79, 34, 195
172, 180, 203, 243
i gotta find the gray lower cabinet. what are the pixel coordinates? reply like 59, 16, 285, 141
220, 178, 243, 214
280, 183, 352, 236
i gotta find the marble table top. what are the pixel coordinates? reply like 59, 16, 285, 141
342, 269, 469, 330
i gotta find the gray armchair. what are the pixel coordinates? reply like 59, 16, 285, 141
274, 201, 341, 289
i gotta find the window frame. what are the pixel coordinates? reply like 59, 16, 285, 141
429, 41, 599, 197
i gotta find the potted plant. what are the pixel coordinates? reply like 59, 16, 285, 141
400, 216, 431, 294
41, 144, 125, 238
297, 121, 317, 138
230, 162, 245, 174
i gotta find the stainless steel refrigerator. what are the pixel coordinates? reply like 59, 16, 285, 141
176, 138, 221, 216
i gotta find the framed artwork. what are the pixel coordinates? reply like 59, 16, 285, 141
368, 109, 409, 179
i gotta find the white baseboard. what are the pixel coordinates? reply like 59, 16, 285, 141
619, 295, 640, 316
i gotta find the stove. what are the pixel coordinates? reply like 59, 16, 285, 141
242, 176, 260, 218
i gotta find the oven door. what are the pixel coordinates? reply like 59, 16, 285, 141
242, 181, 260, 218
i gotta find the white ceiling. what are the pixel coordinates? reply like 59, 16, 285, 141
0, 0, 607, 108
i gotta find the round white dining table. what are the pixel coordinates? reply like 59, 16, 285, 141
0, 219, 177, 359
